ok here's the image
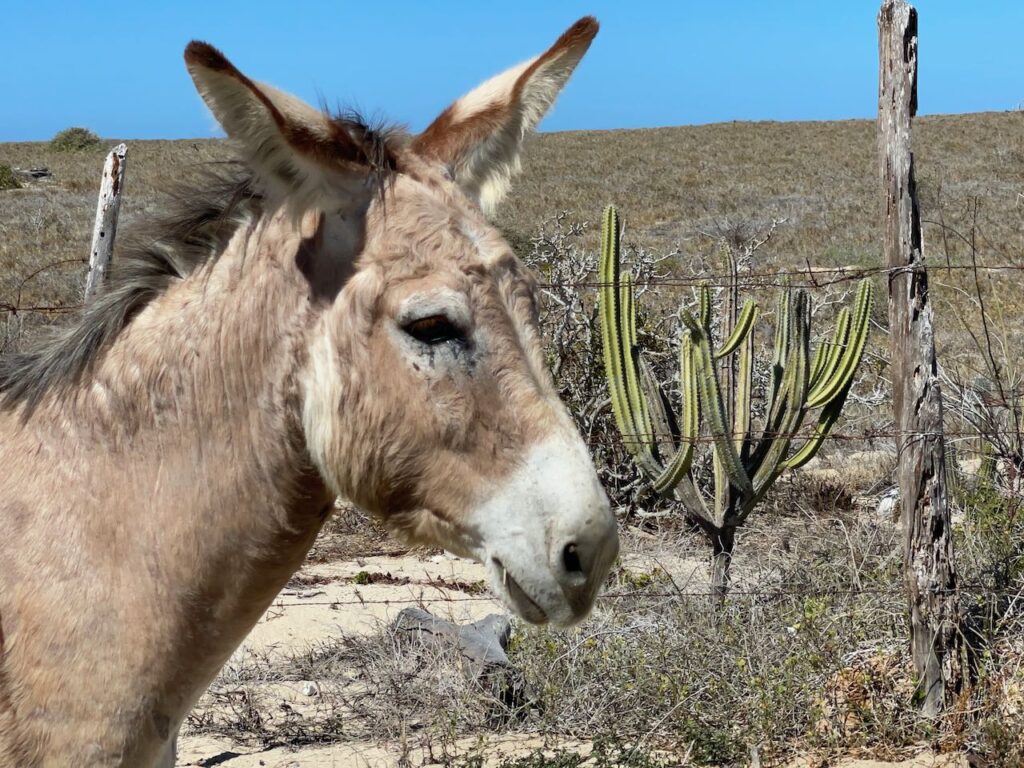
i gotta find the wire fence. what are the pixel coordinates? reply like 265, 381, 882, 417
5, 260, 1024, 316
270, 582, 1024, 610
533, 261, 1024, 292
7, 251, 1022, 449
594, 428, 1014, 445
7, 247, 1024, 489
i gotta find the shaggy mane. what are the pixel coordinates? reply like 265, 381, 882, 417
0, 114, 399, 413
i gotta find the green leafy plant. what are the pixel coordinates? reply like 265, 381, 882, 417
50, 126, 101, 152
600, 206, 873, 596
0, 164, 21, 191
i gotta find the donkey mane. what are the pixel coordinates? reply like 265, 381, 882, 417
0, 113, 400, 413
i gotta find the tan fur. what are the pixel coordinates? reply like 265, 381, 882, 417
0, 19, 610, 766
0, 209, 335, 765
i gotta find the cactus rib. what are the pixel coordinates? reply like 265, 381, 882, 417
806, 280, 873, 409
809, 308, 850, 391
599, 207, 637, 452
715, 299, 758, 359
621, 273, 654, 451
784, 379, 854, 470
692, 321, 753, 498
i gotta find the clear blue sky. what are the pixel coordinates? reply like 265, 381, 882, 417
1, 1, 1021, 141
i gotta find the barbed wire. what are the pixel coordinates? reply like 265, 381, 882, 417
271, 581, 1024, 610
3, 261, 1024, 315
535, 261, 1024, 292
586, 428, 1020, 447
0, 301, 80, 315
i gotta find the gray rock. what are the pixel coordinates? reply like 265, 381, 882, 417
393, 607, 512, 668
13, 167, 52, 181
392, 607, 524, 710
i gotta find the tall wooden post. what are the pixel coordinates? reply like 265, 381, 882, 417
877, 0, 963, 716
84, 143, 127, 302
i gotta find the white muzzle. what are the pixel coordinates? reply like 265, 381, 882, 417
468, 434, 619, 627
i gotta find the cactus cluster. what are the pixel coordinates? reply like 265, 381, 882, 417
600, 206, 873, 589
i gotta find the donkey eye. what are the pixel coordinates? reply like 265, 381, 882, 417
402, 315, 465, 346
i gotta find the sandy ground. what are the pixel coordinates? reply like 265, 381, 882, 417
192, 546, 713, 663
175, 530, 713, 766
243, 553, 502, 657
175, 525, 965, 768
178, 734, 594, 768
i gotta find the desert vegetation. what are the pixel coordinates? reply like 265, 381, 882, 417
599, 204, 874, 598
49, 126, 102, 153
3, 110, 1024, 765
0, 164, 21, 191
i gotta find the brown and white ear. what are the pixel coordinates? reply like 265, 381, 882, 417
184, 42, 395, 207
412, 17, 598, 215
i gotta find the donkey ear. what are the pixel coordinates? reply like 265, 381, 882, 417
412, 17, 598, 215
184, 42, 394, 205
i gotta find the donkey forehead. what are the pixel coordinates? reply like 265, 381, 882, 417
365, 171, 512, 267
375, 252, 532, 318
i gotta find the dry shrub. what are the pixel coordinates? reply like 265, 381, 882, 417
520, 213, 679, 517
509, 512, 919, 765
972, 636, 1024, 764
188, 625, 516, 749
814, 651, 916, 744
501, 490, 1019, 762
795, 470, 858, 515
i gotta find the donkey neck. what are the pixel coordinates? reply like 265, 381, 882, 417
1, 207, 336, 763
76, 205, 336, 606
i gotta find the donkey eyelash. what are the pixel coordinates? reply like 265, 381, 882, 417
401, 314, 467, 346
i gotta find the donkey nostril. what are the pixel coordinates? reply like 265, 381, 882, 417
562, 543, 584, 574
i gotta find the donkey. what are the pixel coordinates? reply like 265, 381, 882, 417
0, 17, 616, 767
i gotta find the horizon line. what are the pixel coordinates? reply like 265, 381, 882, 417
1, 108, 1017, 145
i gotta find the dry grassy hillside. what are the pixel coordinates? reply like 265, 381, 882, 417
3, 112, 1023, 355
3, 112, 1024, 307
501, 112, 1024, 261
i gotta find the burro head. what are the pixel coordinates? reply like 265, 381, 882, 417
184, 17, 617, 626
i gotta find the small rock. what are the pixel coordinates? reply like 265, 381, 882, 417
301, 682, 319, 697
392, 607, 524, 707
429, 552, 460, 563
394, 607, 512, 667
876, 487, 899, 520
12, 166, 52, 181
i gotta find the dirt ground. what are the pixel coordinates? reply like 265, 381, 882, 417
174, 507, 967, 768
176, 510, 705, 766
178, 735, 968, 768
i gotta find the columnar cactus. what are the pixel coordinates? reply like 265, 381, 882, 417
600, 206, 873, 596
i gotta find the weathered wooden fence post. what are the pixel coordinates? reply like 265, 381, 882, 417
877, 0, 964, 716
84, 143, 127, 301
